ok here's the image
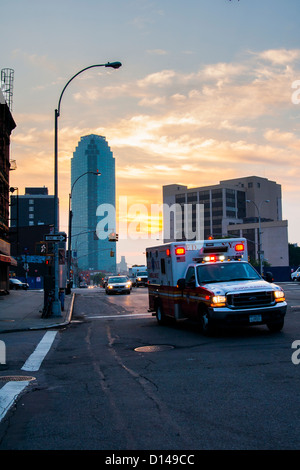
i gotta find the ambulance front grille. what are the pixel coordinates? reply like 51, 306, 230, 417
227, 291, 274, 309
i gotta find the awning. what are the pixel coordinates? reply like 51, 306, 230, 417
0, 254, 18, 266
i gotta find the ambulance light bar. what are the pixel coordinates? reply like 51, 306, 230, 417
193, 255, 243, 263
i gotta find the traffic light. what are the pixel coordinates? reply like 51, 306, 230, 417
108, 232, 119, 242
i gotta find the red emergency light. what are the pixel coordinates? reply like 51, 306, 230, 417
235, 243, 244, 252
175, 247, 185, 255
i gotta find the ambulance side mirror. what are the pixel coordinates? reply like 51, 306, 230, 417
177, 278, 186, 290
264, 271, 274, 283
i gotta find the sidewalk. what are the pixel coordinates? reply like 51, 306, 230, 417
0, 289, 75, 334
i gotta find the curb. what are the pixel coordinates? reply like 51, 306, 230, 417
0, 293, 76, 334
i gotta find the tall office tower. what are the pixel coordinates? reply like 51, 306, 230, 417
71, 134, 116, 273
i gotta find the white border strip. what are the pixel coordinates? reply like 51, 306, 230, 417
21, 330, 58, 372
0, 381, 30, 422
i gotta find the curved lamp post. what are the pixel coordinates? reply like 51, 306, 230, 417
246, 199, 269, 275
52, 61, 122, 316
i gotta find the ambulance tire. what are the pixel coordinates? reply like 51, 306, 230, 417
156, 304, 167, 325
199, 307, 215, 336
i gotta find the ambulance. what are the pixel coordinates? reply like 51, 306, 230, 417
146, 238, 287, 335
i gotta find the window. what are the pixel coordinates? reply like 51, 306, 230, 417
185, 266, 196, 285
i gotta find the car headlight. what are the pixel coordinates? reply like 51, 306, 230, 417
274, 290, 285, 302
108, 285, 113, 289
211, 295, 226, 307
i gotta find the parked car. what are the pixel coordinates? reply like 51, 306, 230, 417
105, 276, 131, 295
9, 278, 29, 290
291, 267, 300, 281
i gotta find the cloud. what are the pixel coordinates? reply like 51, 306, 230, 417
256, 49, 300, 65
9, 47, 300, 245
147, 49, 167, 55
137, 70, 176, 87
12, 49, 57, 72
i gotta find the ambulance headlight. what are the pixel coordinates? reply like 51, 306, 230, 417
211, 295, 226, 307
274, 290, 285, 302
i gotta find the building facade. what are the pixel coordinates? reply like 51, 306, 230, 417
163, 176, 288, 268
10, 187, 55, 228
0, 89, 16, 292
71, 134, 116, 273
9, 187, 56, 289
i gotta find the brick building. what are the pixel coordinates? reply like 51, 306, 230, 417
0, 89, 16, 292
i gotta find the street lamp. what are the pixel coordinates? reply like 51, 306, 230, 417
67, 170, 101, 288
52, 61, 122, 316
246, 199, 270, 275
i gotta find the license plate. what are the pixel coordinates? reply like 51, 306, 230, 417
249, 314, 262, 323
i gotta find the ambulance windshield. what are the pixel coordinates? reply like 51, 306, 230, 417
196, 262, 261, 284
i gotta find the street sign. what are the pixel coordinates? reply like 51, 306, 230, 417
44, 233, 66, 242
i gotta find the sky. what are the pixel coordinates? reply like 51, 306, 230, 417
2, 0, 300, 267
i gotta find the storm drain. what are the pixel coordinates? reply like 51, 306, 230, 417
134, 345, 174, 353
0, 376, 35, 382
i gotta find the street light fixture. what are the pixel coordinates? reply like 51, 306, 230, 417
246, 199, 270, 275
67, 170, 101, 288
52, 61, 122, 316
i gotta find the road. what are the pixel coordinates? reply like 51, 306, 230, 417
0, 283, 300, 452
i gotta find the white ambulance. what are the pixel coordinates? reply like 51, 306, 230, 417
146, 238, 287, 335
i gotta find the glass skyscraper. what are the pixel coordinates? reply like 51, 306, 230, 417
71, 134, 116, 273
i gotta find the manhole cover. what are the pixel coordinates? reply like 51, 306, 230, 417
0, 376, 35, 382
134, 345, 174, 353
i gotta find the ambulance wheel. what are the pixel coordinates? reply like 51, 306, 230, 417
156, 305, 167, 325
199, 308, 215, 336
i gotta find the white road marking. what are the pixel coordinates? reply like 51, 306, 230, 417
21, 330, 58, 372
0, 381, 30, 422
0, 331, 58, 423
86, 313, 152, 319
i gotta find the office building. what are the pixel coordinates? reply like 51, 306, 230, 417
71, 134, 116, 273
10, 187, 55, 228
163, 176, 288, 268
